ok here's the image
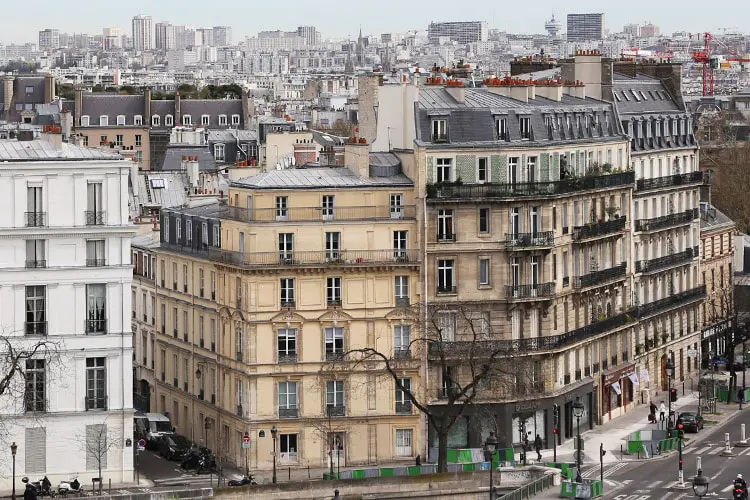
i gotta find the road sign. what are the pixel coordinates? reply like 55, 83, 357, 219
687, 349, 698, 358
137, 439, 146, 451
242, 433, 251, 449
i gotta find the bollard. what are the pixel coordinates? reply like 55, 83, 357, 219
721, 432, 734, 456
308, 465, 311, 479
108, 478, 111, 494
738, 424, 750, 447
288, 467, 291, 480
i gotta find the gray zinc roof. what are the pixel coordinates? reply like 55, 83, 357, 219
0, 139, 122, 161
612, 74, 681, 114
233, 166, 414, 189
81, 94, 145, 126
181, 99, 243, 128
700, 204, 735, 233
161, 146, 217, 171
208, 129, 257, 142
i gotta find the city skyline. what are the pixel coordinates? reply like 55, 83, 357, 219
2, 0, 749, 45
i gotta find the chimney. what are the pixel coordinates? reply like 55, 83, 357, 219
151, 215, 161, 244
44, 74, 55, 103
74, 88, 84, 125
60, 109, 73, 139
534, 83, 563, 102
181, 155, 200, 188
293, 140, 317, 166
445, 86, 465, 103
241, 91, 254, 130
143, 87, 152, 124
174, 91, 182, 126
344, 142, 370, 178
3, 77, 15, 116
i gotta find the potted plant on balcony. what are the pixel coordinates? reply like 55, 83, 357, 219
661, 332, 669, 344
645, 338, 655, 349
605, 205, 619, 220
636, 343, 644, 355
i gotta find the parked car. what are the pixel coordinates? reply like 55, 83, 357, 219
159, 435, 193, 461
677, 412, 705, 432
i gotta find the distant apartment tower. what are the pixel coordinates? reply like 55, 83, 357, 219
197, 28, 214, 47
102, 27, 122, 50
296, 25, 319, 46
566, 13, 605, 42
155, 22, 176, 50
640, 23, 660, 38
427, 21, 488, 44
132, 15, 153, 51
623, 23, 640, 37
38, 29, 60, 50
213, 26, 232, 46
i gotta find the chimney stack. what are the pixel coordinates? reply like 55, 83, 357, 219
344, 142, 370, 178
44, 74, 55, 103
143, 87, 152, 124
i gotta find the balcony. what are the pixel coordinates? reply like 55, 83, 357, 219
25, 321, 47, 336
635, 247, 697, 274
505, 283, 555, 300
281, 300, 296, 309
86, 258, 106, 267
572, 217, 626, 241
25, 260, 47, 269
236, 405, 244, 418
393, 349, 412, 360
636, 171, 705, 192
635, 208, 699, 232
85, 395, 108, 411
326, 351, 345, 361
208, 248, 420, 268
327, 298, 342, 308
25, 212, 47, 227
396, 401, 412, 414
428, 312, 631, 357
326, 405, 346, 417
236, 351, 244, 362
396, 297, 410, 307
437, 232, 456, 243
278, 353, 298, 364
633, 285, 706, 320
224, 204, 417, 223
427, 171, 635, 201
84, 211, 106, 226
573, 263, 627, 289
504, 231, 555, 250
85, 318, 107, 334
279, 407, 299, 419
437, 285, 457, 295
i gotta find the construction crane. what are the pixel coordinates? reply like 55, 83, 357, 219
692, 32, 718, 96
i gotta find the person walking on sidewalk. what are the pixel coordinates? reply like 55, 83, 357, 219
534, 434, 543, 461
739, 389, 745, 406
649, 402, 657, 423
659, 401, 666, 422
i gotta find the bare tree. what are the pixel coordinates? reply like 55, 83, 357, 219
325, 302, 534, 472
78, 421, 122, 494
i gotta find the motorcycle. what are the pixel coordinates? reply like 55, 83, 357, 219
31, 477, 55, 498
57, 477, 84, 497
196, 452, 217, 475
733, 480, 748, 500
228, 474, 257, 487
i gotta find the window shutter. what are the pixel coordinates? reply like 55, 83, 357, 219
86, 424, 107, 471
25, 427, 46, 474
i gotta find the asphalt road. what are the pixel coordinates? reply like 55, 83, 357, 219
587, 406, 750, 500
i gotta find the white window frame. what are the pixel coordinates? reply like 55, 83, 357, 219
214, 143, 225, 161
201, 115, 210, 126
431, 119, 447, 142
152, 115, 161, 127
116, 115, 126, 126
437, 259, 455, 293
520, 116, 531, 140
477, 157, 489, 183
497, 118, 507, 140
183, 115, 192, 126
134, 115, 143, 126
99, 115, 108, 126
436, 158, 453, 183
80, 115, 90, 127
479, 258, 490, 286
231, 114, 240, 126
218, 114, 228, 126
394, 325, 411, 352
395, 429, 413, 456
165, 115, 174, 127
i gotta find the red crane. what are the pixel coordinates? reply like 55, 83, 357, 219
692, 32, 715, 96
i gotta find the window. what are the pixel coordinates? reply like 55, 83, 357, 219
278, 381, 298, 411
322, 195, 335, 220
152, 115, 161, 127
279, 233, 294, 262
479, 208, 490, 234
231, 114, 241, 126
115, 134, 123, 147
218, 115, 227, 126
396, 378, 411, 413
431, 119, 447, 142
497, 118, 507, 140
279, 433, 298, 461
278, 329, 297, 362
520, 116, 531, 139
165, 115, 173, 127
393, 230, 408, 258
326, 380, 345, 410
135, 134, 142, 147
477, 157, 489, 183
326, 277, 342, 306
437, 259, 455, 293
390, 193, 404, 218
86, 357, 106, 410
86, 182, 104, 225
508, 157, 519, 185
183, 115, 192, 126
437, 209, 454, 241
82, 136, 89, 146
526, 156, 537, 183
326, 232, 341, 260
394, 325, 411, 355
201, 115, 210, 126
99, 135, 108, 145
438, 312, 456, 340
199, 269, 205, 297
280, 278, 295, 307
479, 258, 490, 286
25, 359, 45, 412
202, 223, 209, 246
436, 158, 452, 183
116, 115, 126, 126
236, 327, 244, 360
213, 226, 220, 247
214, 143, 225, 161
182, 264, 189, 293
80, 115, 90, 127
511, 257, 520, 287
86, 284, 107, 334
26, 240, 46, 268
325, 327, 344, 360
395, 276, 409, 306
185, 220, 192, 244
134, 115, 143, 126
276, 196, 289, 220
395, 429, 413, 456
510, 207, 521, 236
99, 116, 108, 126
211, 271, 216, 299
86, 239, 105, 267
25, 285, 46, 335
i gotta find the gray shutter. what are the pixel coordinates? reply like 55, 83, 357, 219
25, 427, 46, 474
86, 424, 108, 471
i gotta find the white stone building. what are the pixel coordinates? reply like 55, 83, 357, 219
0, 138, 135, 490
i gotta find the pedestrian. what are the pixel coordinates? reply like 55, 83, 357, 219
659, 401, 666, 422
22, 478, 37, 500
415, 454, 421, 467
739, 389, 745, 405
534, 434, 543, 461
649, 402, 657, 423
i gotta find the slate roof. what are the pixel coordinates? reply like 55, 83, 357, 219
0, 139, 122, 161
161, 146, 217, 171
611, 74, 681, 114
310, 129, 346, 146
233, 166, 414, 189
700, 204, 735, 234
5, 77, 47, 122
181, 99, 243, 128
207, 129, 257, 142
129, 171, 190, 220
81, 94, 144, 126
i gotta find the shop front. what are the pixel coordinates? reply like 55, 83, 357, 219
601, 363, 636, 423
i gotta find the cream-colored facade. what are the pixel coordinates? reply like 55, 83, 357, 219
77, 126, 151, 167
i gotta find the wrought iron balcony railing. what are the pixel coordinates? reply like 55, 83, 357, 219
25, 260, 47, 268
635, 247, 697, 274
633, 285, 706, 319
85, 211, 106, 226
85, 318, 107, 334
505, 283, 555, 300
573, 263, 627, 289
279, 407, 299, 419
224, 204, 417, 223
326, 405, 346, 417
635, 208, 699, 232
207, 248, 420, 268
572, 217, 626, 241
25, 321, 47, 336
504, 231, 555, 249
278, 353, 298, 364
395, 401, 413, 414
636, 171, 705, 191
25, 212, 47, 227
393, 349, 412, 360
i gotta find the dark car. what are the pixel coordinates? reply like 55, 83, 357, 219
159, 435, 192, 461
677, 412, 704, 432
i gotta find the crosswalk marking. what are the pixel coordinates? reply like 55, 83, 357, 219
581, 461, 630, 479
687, 445, 712, 455
721, 484, 735, 492
648, 480, 663, 488
708, 447, 723, 455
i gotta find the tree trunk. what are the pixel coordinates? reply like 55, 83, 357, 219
98, 462, 102, 494
437, 430, 449, 473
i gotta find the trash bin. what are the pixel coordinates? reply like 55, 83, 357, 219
92, 477, 101, 494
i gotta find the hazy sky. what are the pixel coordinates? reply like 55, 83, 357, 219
2, 0, 748, 44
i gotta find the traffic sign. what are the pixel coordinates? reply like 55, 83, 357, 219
242, 432, 251, 449
137, 439, 146, 451
687, 349, 698, 358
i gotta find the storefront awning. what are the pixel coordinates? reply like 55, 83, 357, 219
602, 362, 636, 386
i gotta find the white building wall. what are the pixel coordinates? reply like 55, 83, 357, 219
0, 154, 135, 490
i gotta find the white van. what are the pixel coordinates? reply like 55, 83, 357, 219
134, 412, 174, 447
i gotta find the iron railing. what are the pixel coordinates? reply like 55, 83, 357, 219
572, 217, 626, 241
25, 260, 47, 268
85, 211, 106, 226
85, 318, 107, 334
85, 395, 108, 411
279, 407, 299, 419
498, 472, 555, 500
278, 353, 298, 364
395, 401, 413, 414
504, 231, 555, 249
437, 285, 457, 295
326, 405, 346, 417
427, 171, 635, 200
393, 349, 412, 360
633, 285, 706, 319
224, 204, 417, 223
636, 171, 705, 191
635, 247, 697, 274
505, 283, 555, 299
25, 321, 47, 336
396, 297, 410, 307
86, 259, 106, 267
207, 248, 420, 267
573, 263, 627, 289
25, 212, 47, 227
635, 208, 699, 232
437, 232, 457, 242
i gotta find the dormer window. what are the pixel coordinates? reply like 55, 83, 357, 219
496, 118, 507, 140
165, 115, 174, 127
117, 115, 126, 125
201, 115, 210, 126
99, 115, 109, 126
519, 117, 531, 140
622, 91, 630, 102
639, 91, 648, 101
218, 114, 228, 126
431, 119, 447, 142
152, 115, 161, 127
183, 115, 192, 126
614, 92, 621, 102
134, 115, 143, 126
231, 114, 240, 126
630, 89, 641, 102
80, 115, 90, 127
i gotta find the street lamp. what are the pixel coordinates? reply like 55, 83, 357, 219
692, 461, 709, 500
484, 431, 498, 500
11, 442, 17, 500
271, 426, 278, 484
667, 356, 675, 431
573, 397, 585, 483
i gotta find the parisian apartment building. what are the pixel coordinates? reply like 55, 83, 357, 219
0, 137, 135, 488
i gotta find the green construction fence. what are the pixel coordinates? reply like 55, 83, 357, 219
560, 479, 604, 498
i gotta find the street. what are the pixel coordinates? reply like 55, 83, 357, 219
588, 406, 750, 500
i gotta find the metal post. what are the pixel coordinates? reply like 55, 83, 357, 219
489, 461, 494, 500
599, 443, 604, 487
743, 424, 747, 443
668, 372, 672, 431
135, 447, 140, 485
553, 430, 557, 463
11, 446, 16, 500
272, 435, 277, 484
678, 435, 684, 485
576, 415, 582, 483
245, 446, 249, 477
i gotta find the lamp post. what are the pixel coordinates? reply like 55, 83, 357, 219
692, 457, 709, 500
518, 420, 526, 465
11, 442, 17, 500
484, 431, 498, 500
573, 397, 585, 483
667, 356, 675, 431
271, 426, 278, 484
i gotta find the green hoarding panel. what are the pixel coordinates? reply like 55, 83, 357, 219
351, 470, 366, 479
407, 466, 421, 476
447, 449, 459, 463
380, 468, 394, 477
459, 449, 474, 462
